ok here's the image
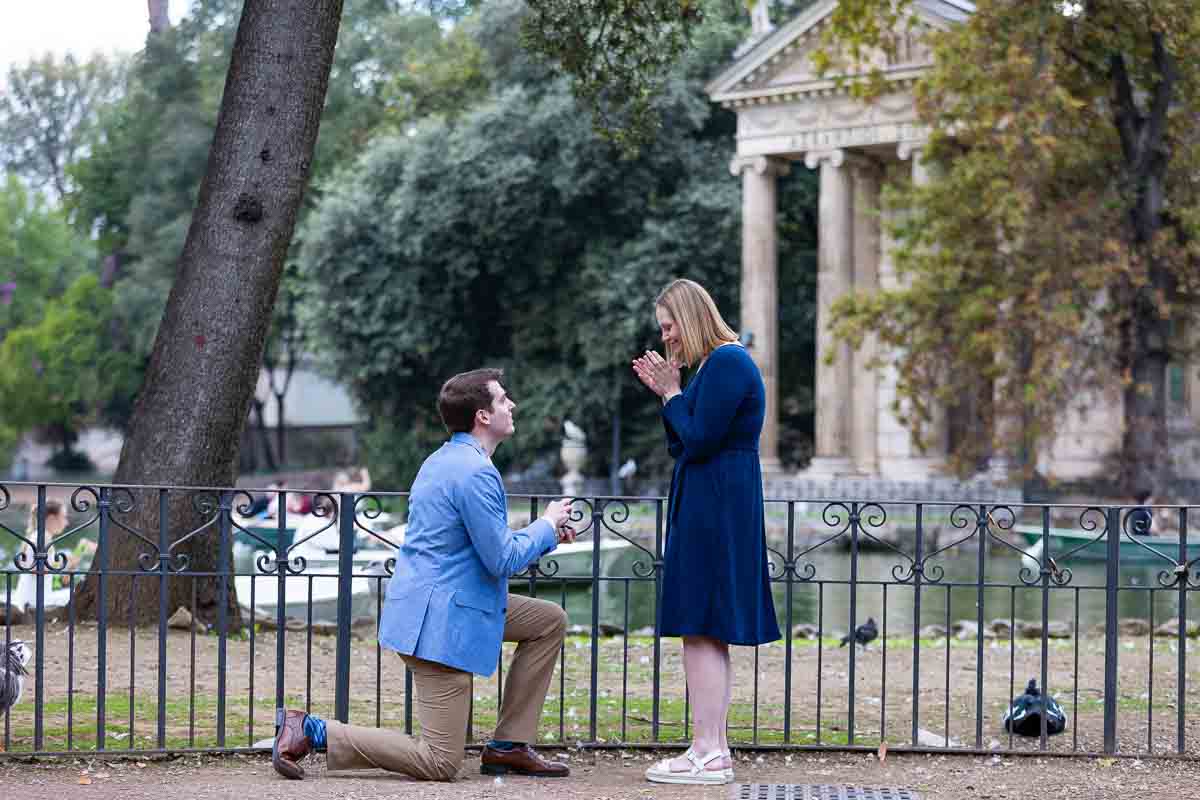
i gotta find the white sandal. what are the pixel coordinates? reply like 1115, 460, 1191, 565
723, 748, 735, 781
645, 747, 729, 785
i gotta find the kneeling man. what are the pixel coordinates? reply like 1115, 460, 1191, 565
273, 368, 575, 781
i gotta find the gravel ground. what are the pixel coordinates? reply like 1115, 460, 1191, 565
1, 749, 1197, 799
3, 619, 1199, 756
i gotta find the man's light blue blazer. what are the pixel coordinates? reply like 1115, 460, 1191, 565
378, 432, 559, 676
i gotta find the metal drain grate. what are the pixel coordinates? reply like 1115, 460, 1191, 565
732, 785, 921, 800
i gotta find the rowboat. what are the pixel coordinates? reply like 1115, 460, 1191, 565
234, 524, 296, 551
232, 547, 394, 622
232, 512, 401, 621
524, 537, 634, 578
1015, 524, 1200, 565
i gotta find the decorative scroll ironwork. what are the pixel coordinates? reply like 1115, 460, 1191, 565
4, 486, 102, 573
5, 483, 1200, 762
1113, 507, 1200, 589
978, 505, 1049, 586
788, 503, 854, 582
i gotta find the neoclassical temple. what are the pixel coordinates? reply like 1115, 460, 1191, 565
707, 0, 1200, 484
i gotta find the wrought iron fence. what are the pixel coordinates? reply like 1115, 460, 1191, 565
1, 482, 1198, 759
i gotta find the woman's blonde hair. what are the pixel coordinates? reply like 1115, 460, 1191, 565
654, 279, 738, 367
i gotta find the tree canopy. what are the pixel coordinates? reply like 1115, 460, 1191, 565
0, 274, 133, 458
4, 0, 819, 490
0, 53, 125, 201
297, 0, 817, 487
823, 0, 1200, 489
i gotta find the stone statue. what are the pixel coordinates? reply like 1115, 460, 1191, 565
734, 0, 775, 58
560, 420, 587, 498
750, 0, 772, 37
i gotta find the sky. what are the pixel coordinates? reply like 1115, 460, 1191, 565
1, 1, 191, 74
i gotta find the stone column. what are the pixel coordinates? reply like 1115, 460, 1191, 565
731, 155, 790, 473
804, 148, 855, 477
1188, 321, 1200, 424
850, 156, 882, 476
909, 149, 948, 464
1190, 359, 1200, 426
988, 370, 1024, 484
874, 142, 948, 478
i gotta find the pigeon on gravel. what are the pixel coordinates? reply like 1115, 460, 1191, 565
1003, 679, 1066, 737
840, 617, 878, 650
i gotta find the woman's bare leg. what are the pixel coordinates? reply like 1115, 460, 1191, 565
665, 635, 729, 772
720, 644, 732, 767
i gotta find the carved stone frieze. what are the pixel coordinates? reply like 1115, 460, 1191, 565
735, 91, 922, 155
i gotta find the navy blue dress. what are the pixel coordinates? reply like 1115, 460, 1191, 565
658, 344, 781, 646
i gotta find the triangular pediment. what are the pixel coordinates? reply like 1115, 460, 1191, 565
707, 0, 973, 103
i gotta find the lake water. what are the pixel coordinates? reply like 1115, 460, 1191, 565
4, 502, 1197, 633
525, 542, 1200, 635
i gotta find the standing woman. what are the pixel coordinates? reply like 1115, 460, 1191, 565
632, 279, 780, 785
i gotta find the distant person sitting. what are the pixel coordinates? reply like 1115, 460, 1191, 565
1129, 491, 1155, 536
332, 467, 371, 494
15, 500, 95, 605
243, 483, 277, 518
285, 489, 314, 516
20, 500, 94, 572
315, 467, 374, 525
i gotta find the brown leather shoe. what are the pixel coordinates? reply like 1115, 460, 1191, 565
272, 709, 312, 780
480, 744, 570, 777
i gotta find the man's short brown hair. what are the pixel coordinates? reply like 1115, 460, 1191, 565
438, 368, 504, 433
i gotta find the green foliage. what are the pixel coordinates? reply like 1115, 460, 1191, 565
0, 53, 125, 200
0, 175, 94, 338
822, 0, 1200, 482
67, 0, 502, 431
0, 423, 17, 472
298, 1, 817, 487
10, 0, 819, 484
67, 13, 224, 362
0, 274, 135, 445
372, 13, 491, 132
520, 0, 704, 150
46, 448, 96, 474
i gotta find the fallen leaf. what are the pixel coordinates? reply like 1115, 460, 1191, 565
78, 776, 92, 785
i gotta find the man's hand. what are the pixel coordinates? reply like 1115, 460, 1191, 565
540, 498, 573, 534
557, 524, 577, 544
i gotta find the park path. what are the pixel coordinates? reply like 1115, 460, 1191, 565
1, 749, 1194, 799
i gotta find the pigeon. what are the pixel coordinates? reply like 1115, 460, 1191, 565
1, 640, 32, 714
839, 617, 878, 649
617, 459, 637, 480
1003, 679, 1066, 737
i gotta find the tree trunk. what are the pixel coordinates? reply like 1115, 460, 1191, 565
275, 393, 287, 466
1109, 39, 1177, 496
1121, 311, 1170, 495
98, 252, 123, 288
148, 0, 171, 34
252, 396, 278, 472
73, 0, 345, 626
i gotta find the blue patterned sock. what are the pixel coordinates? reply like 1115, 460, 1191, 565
303, 714, 327, 751
488, 739, 524, 751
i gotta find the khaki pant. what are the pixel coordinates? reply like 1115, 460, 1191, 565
326, 593, 567, 781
